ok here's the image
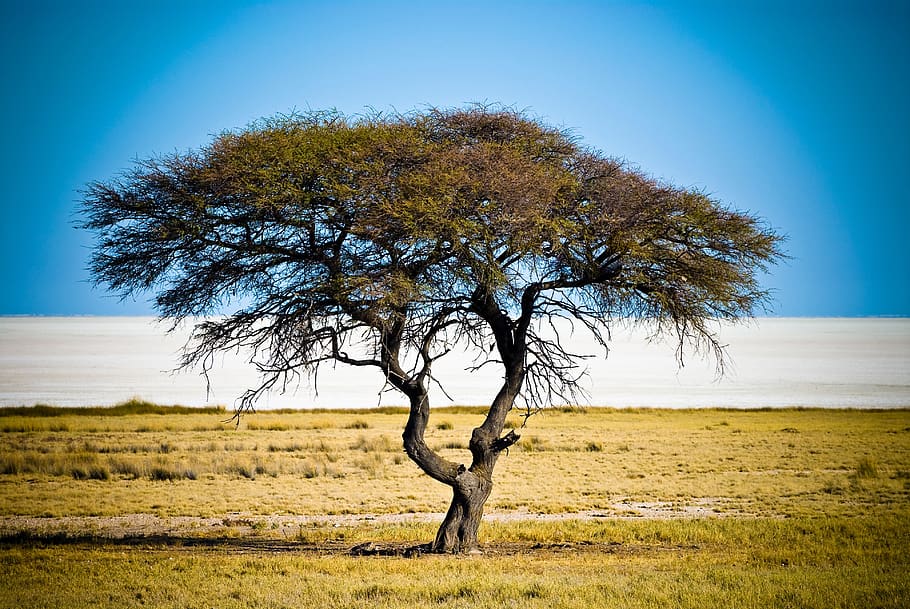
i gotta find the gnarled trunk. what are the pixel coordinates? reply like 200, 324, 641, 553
400, 294, 526, 553
429, 424, 522, 552
432, 467, 492, 553
404, 373, 522, 553
401, 382, 522, 553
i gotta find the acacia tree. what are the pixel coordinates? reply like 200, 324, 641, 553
80, 106, 783, 553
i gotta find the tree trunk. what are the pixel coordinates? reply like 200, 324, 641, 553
399, 315, 524, 553
430, 396, 522, 553
402, 386, 519, 553
432, 467, 492, 553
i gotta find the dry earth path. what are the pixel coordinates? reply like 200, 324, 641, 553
0, 498, 736, 543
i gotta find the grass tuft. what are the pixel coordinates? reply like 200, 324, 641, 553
71, 465, 110, 481
854, 456, 880, 480
521, 436, 550, 452
246, 421, 291, 431
351, 435, 395, 452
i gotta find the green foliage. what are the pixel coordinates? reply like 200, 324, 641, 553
79, 105, 783, 414
77, 104, 784, 550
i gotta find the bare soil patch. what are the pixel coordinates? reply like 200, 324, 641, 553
0, 499, 738, 558
0, 499, 736, 542
0, 530, 700, 559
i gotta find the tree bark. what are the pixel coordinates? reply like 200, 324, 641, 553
400, 378, 523, 553
432, 467, 492, 553
402, 391, 462, 486
402, 289, 527, 553
429, 379, 523, 553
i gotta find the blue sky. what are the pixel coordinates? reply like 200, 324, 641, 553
1, 0, 907, 317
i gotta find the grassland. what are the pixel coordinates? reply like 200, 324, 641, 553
1, 402, 908, 608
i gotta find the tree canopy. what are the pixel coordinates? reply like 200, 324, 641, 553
80, 106, 784, 552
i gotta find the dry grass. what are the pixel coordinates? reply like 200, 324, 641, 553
1, 515, 908, 608
1, 405, 908, 607
0, 406, 908, 519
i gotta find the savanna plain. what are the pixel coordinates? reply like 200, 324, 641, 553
0, 402, 907, 608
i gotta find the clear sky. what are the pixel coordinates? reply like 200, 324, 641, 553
1, 0, 907, 317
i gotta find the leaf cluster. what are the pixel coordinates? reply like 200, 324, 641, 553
80, 105, 784, 411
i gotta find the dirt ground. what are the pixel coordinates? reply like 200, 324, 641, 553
0, 499, 732, 550
0, 510, 710, 558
